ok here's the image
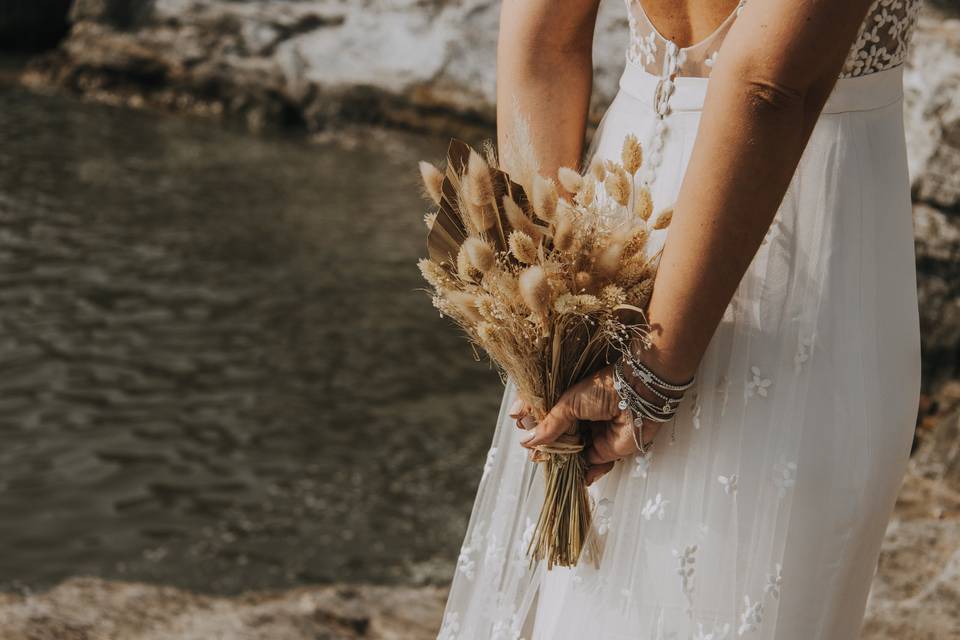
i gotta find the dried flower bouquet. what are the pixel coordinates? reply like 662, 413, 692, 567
416, 129, 671, 568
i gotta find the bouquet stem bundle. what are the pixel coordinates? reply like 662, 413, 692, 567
416, 125, 670, 568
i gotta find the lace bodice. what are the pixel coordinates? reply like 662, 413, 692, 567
625, 0, 923, 79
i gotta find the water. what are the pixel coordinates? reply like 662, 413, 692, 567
0, 83, 503, 594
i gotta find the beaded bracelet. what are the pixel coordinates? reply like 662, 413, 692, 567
613, 354, 695, 450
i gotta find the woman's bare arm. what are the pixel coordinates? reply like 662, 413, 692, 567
496, 0, 601, 179
639, 0, 876, 383
523, 0, 882, 475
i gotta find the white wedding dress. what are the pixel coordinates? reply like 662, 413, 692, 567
439, 1, 923, 638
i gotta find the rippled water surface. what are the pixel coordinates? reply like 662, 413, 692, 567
0, 84, 503, 593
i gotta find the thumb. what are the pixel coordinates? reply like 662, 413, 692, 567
522, 397, 577, 448
523, 373, 617, 448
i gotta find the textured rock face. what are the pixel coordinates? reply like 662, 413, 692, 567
862, 383, 960, 640
905, 16, 960, 385
0, 578, 447, 640
21, 0, 628, 136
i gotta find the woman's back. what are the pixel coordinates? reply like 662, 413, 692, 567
627, 0, 923, 79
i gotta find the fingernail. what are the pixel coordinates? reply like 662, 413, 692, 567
520, 415, 537, 430
509, 398, 524, 416
520, 429, 536, 444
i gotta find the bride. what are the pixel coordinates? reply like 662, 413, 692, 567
439, 0, 923, 638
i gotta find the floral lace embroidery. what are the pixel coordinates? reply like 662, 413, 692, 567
841, 0, 923, 78
624, 0, 921, 80
673, 543, 698, 610
481, 446, 497, 481
632, 451, 653, 478
773, 455, 797, 498
491, 613, 523, 640
745, 366, 772, 398
595, 497, 614, 535
456, 546, 476, 581
642, 491, 669, 520
718, 473, 739, 496
439, 611, 461, 640
794, 334, 814, 372
764, 563, 783, 600
738, 594, 764, 635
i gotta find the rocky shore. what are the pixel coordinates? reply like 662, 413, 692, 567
0, 391, 956, 639
3, 2, 957, 638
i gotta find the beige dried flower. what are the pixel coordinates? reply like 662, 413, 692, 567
652, 206, 674, 230
552, 203, 577, 253
557, 167, 583, 195
518, 265, 551, 318
456, 245, 478, 281
633, 186, 653, 220
626, 277, 655, 308
463, 237, 496, 272
468, 149, 495, 204
617, 254, 653, 287
604, 167, 632, 207
599, 284, 626, 306
482, 268, 520, 301
475, 294, 501, 322
418, 161, 444, 205
621, 134, 643, 175
502, 195, 541, 241
574, 271, 593, 292
554, 293, 601, 315
595, 242, 624, 279
418, 258, 450, 290
532, 175, 559, 223
476, 321, 498, 343
575, 178, 596, 208
423, 211, 438, 230
447, 290, 483, 323
589, 157, 606, 182
500, 100, 539, 193
623, 225, 649, 258
462, 181, 496, 233
431, 294, 451, 315
509, 230, 539, 265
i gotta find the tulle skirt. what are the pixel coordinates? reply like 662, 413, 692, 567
438, 60, 921, 640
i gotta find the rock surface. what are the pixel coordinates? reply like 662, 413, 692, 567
1, 386, 958, 640
862, 382, 960, 640
0, 437, 956, 639
5, 4, 958, 638
0, 578, 447, 640
905, 14, 960, 384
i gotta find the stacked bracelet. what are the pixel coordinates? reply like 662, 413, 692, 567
612, 354, 695, 454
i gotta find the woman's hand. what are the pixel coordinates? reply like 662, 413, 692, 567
512, 366, 660, 485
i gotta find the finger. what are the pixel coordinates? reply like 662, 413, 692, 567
509, 397, 524, 419
524, 375, 618, 448
522, 398, 575, 448
585, 461, 615, 485
585, 427, 633, 465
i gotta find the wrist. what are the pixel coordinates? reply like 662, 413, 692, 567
629, 337, 698, 387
